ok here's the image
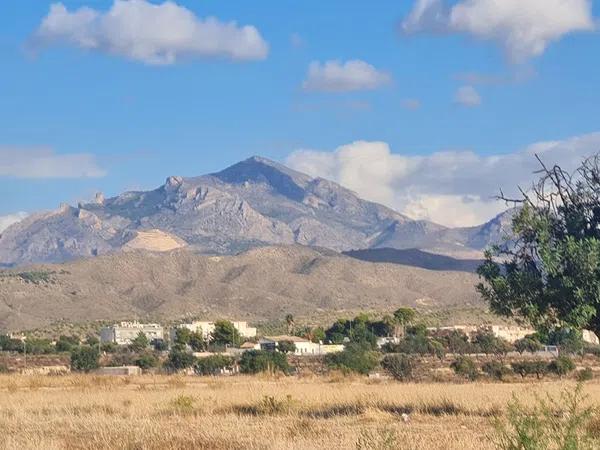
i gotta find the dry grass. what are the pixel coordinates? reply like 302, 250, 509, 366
0, 374, 599, 449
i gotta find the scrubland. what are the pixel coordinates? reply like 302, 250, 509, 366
1, 374, 599, 449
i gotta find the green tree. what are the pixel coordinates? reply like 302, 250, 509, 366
164, 346, 196, 371
135, 353, 158, 370
473, 331, 513, 357
55, 335, 80, 353
195, 355, 235, 375
450, 356, 479, 381
211, 320, 241, 347
239, 350, 290, 374
548, 355, 576, 378
477, 154, 600, 336
129, 332, 149, 352
393, 307, 416, 337
277, 340, 296, 354
188, 332, 207, 352
482, 360, 512, 381
511, 360, 548, 379
70, 346, 100, 372
174, 327, 192, 346
325, 343, 379, 375
381, 354, 413, 381
514, 336, 544, 354
285, 314, 295, 334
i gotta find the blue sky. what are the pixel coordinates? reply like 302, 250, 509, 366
1, 0, 599, 228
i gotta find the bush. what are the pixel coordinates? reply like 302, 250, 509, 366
482, 360, 512, 381
164, 346, 196, 371
325, 343, 379, 375
548, 355, 576, 378
135, 353, 159, 370
70, 346, 100, 372
151, 339, 168, 352
128, 332, 149, 352
511, 360, 548, 379
576, 367, 594, 382
473, 331, 513, 356
55, 335, 80, 353
514, 337, 543, 354
450, 356, 479, 381
493, 384, 596, 450
194, 355, 235, 375
277, 340, 296, 354
381, 354, 413, 381
239, 350, 290, 374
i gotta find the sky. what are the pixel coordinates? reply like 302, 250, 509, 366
1, 0, 600, 229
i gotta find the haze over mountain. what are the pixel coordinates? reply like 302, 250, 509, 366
0, 156, 513, 267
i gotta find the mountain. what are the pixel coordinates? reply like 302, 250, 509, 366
0, 245, 483, 332
0, 156, 512, 266
343, 248, 483, 273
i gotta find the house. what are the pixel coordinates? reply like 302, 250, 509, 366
170, 321, 257, 341
240, 341, 260, 350
96, 366, 142, 376
376, 337, 400, 349
259, 336, 343, 356
100, 321, 164, 345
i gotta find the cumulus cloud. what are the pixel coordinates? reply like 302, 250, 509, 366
454, 85, 481, 107
401, 0, 595, 62
302, 60, 392, 92
0, 212, 28, 233
286, 132, 600, 227
0, 148, 106, 178
31, 0, 269, 65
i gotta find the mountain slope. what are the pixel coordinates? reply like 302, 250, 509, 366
0, 246, 483, 331
0, 156, 511, 266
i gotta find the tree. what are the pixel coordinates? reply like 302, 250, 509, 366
450, 356, 479, 381
135, 353, 158, 370
188, 332, 207, 352
325, 343, 379, 375
277, 340, 296, 354
151, 339, 168, 352
285, 314, 295, 334
195, 355, 235, 375
548, 356, 576, 378
164, 346, 196, 371
129, 332, 149, 352
55, 335, 80, 353
382, 354, 413, 381
511, 360, 548, 379
478, 154, 600, 336
393, 307, 416, 338
482, 360, 512, 381
211, 320, 240, 347
239, 350, 290, 374
473, 331, 513, 357
514, 337, 543, 354
70, 346, 99, 372
174, 327, 192, 346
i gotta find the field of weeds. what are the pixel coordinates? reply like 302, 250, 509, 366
0, 374, 599, 449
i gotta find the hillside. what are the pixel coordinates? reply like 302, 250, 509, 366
0, 156, 512, 266
0, 246, 483, 332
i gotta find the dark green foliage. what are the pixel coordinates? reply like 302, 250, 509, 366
477, 156, 600, 336
70, 346, 100, 372
17, 271, 54, 284
55, 335, 80, 353
546, 328, 584, 354
548, 355, 576, 378
325, 343, 378, 375
164, 346, 196, 371
135, 353, 158, 370
194, 355, 235, 375
211, 320, 241, 347
514, 337, 543, 354
0, 335, 25, 353
187, 332, 206, 352
174, 327, 192, 345
277, 340, 296, 354
128, 332, 149, 352
151, 339, 168, 352
381, 354, 413, 381
85, 335, 99, 347
473, 331, 513, 356
239, 350, 290, 374
482, 360, 512, 380
325, 315, 378, 348
450, 356, 479, 380
442, 330, 473, 354
24, 338, 54, 355
511, 360, 548, 379
101, 342, 119, 353
576, 367, 594, 382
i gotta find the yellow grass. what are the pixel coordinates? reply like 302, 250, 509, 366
0, 374, 599, 449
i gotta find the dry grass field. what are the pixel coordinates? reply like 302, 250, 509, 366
0, 374, 599, 450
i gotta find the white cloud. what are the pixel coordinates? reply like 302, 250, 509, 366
0, 212, 28, 233
454, 85, 481, 107
302, 60, 392, 92
401, 99, 421, 110
32, 0, 269, 65
401, 0, 595, 62
286, 132, 600, 227
0, 148, 106, 178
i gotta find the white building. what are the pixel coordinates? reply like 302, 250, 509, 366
170, 321, 257, 342
100, 321, 164, 345
259, 336, 344, 356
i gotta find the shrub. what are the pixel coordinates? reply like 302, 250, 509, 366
325, 343, 379, 375
128, 332, 149, 352
548, 355, 576, 378
381, 354, 413, 381
493, 384, 596, 450
135, 353, 158, 370
55, 335, 80, 353
277, 340, 296, 354
473, 331, 513, 357
151, 339, 168, 352
514, 337, 543, 354
70, 346, 100, 372
450, 356, 479, 381
482, 360, 512, 381
239, 350, 290, 374
576, 367, 594, 382
164, 346, 196, 372
194, 355, 234, 375
511, 360, 548, 379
